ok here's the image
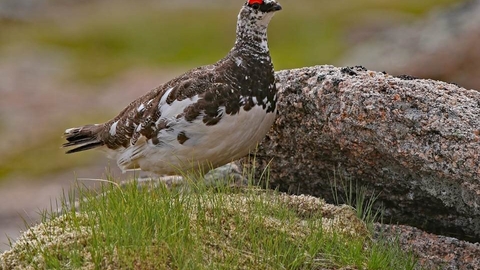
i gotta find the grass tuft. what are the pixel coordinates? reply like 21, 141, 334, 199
1, 167, 420, 269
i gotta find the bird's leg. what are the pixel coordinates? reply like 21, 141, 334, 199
203, 163, 248, 188
120, 173, 184, 189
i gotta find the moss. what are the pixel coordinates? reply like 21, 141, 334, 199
0, 213, 94, 270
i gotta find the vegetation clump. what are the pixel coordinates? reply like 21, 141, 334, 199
1, 177, 417, 270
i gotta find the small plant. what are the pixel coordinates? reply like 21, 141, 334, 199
331, 169, 383, 224
330, 169, 420, 269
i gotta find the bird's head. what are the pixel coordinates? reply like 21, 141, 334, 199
239, 0, 282, 28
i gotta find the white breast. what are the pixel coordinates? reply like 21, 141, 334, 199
128, 104, 276, 175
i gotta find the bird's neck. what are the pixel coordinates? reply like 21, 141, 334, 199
233, 20, 270, 54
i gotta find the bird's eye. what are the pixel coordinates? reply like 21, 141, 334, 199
251, 3, 260, 10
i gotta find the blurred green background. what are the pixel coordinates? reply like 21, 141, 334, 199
0, 0, 461, 179
0, 0, 460, 81
0, 0, 467, 251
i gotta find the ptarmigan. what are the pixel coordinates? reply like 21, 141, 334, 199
63, 0, 282, 176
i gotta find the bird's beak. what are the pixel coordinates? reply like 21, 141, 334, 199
267, 3, 282, 12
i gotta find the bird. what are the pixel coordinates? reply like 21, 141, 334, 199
63, 0, 282, 176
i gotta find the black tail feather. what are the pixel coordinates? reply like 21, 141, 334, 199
63, 125, 104, 154
65, 141, 104, 154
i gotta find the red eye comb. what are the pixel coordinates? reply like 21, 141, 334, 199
248, 0, 263, 5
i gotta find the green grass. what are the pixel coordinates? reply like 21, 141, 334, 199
1, 170, 419, 269
329, 172, 422, 269
331, 171, 383, 231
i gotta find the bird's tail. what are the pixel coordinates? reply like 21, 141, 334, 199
63, 124, 105, 154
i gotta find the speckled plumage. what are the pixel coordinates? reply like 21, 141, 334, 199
63, 0, 281, 175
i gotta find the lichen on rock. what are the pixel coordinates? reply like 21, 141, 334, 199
244, 65, 480, 242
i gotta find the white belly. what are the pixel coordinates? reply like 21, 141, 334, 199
130, 105, 276, 175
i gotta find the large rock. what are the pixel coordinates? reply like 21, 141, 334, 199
245, 65, 480, 242
375, 223, 480, 269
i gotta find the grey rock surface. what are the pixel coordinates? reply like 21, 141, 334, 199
243, 65, 480, 242
375, 223, 480, 269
